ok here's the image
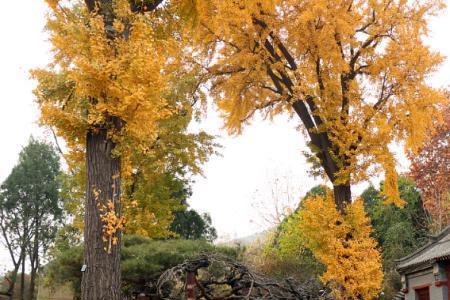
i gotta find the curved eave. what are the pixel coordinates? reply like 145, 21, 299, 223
395, 225, 450, 273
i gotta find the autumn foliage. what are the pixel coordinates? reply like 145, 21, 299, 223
29, 0, 448, 299
410, 106, 450, 232
298, 194, 383, 299
33, 0, 215, 238
194, 0, 446, 208
33, 0, 188, 169
33, 1, 214, 298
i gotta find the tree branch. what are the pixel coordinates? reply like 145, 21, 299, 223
130, 0, 165, 13
84, 0, 96, 12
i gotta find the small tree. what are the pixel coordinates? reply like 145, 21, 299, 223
410, 106, 450, 232
250, 175, 304, 228
0, 190, 27, 300
253, 185, 327, 283
298, 194, 383, 299
0, 138, 62, 300
170, 210, 217, 242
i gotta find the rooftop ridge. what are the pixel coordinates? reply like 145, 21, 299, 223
395, 224, 450, 269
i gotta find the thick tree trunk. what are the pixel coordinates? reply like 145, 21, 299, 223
81, 129, 122, 300
333, 184, 352, 214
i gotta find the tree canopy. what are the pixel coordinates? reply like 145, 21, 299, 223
34, 0, 216, 211
193, 0, 446, 208
28, 1, 449, 299
410, 105, 450, 232
34, 0, 205, 165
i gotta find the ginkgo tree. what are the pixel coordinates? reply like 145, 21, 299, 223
33, 0, 447, 298
33, 0, 210, 299
194, 0, 446, 211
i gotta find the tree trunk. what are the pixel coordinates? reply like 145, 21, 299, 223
29, 253, 38, 300
81, 128, 122, 300
6, 262, 21, 300
29, 220, 39, 300
19, 252, 25, 300
333, 184, 352, 214
29, 267, 36, 300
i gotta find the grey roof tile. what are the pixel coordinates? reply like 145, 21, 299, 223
396, 225, 450, 271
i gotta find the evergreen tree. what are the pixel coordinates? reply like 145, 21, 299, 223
171, 210, 217, 242
0, 138, 63, 300
361, 177, 430, 298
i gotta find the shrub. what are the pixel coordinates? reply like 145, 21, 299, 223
43, 236, 240, 298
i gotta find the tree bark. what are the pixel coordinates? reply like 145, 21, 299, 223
81, 128, 122, 300
333, 184, 352, 214
29, 267, 36, 300
29, 220, 39, 300
81, 2, 124, 299
29, 253, 38, 300
19, 251, 25, 300
6, 263, 20, 300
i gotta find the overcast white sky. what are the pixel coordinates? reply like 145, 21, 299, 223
0, 1, 449, 270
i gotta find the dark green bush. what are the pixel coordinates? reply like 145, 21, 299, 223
43, 236, 240, 298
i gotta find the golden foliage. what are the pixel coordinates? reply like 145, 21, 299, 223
98, 199, 126, 253
32, 0, 177, 160
298, 194, 383, 299
194, 0, 447, 202
381, 155, 404, 207
44, 0, 59, 10
122, 172, 184, 238
33, 0, 216, 240
33, 0, 210, 168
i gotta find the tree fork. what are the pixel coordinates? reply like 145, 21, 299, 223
333, 184, 352, 214
256, 18, 354, 211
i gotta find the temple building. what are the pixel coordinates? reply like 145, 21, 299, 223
396, 225, 450, 300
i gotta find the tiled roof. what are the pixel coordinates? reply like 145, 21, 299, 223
393, 291, 405, 300
396, 225, 450, 272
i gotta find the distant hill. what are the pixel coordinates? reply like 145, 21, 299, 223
219, 230, 272, 247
